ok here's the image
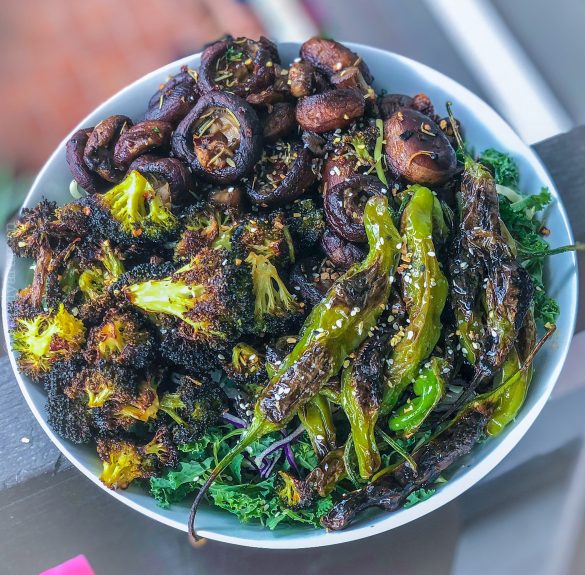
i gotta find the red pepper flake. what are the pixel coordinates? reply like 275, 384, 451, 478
132, 228, 143, 237
82, 206, 91, 216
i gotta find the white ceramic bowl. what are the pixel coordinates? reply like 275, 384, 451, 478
2, 42, 578, 548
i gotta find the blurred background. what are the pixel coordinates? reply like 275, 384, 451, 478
2, 0, 584, 240
1, 1, 585, 574
2, 0, 584, 218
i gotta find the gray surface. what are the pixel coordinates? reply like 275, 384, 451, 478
1, 125, 584, 573
307, 0, 487, 101
492, 0, 585, 127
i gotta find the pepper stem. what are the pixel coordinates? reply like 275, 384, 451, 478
187, 417, 270, 543
445, 101, 465, 152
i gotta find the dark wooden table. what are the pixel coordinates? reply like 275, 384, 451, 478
1, 126, 584, 575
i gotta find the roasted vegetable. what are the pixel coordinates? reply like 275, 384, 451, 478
123, 248, 253, 343
298, 394, 337, 459
113, 120, 173, 170
285, 198, 325, 251
66, 128, 107, 193
199, 36, 278, 98
128, 154, 192, 207
84, 309, 155, 368
381, 185, 449, 414
245, 142, 318, 207
296, 89, 365, 133
323, 175, 389, 242
158, 373, 226, 444
388, 357, 446, 435
11, 304, 86, 379
84, 170, 179, 246
246, 251, 303, 334
144, 66, 199, 125
384, 108, 457, 186
97, 428, 178, 490
188, 195, 400, 539
341, 330, 391, 478
300, 37, 373, 84
321, 228, 365, 270
172, 91, 263, 184
322, 406, 490, 530
84, 115, 133, 183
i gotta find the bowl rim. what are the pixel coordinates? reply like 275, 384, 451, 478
2, 41, 578, 549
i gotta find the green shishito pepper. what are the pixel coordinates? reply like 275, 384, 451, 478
188, 195, 401, 540
389, 357, 446, 435
381, 185, 448, 415
340, 331, 392, 479
477, 310, 537, 436
298, 394, 337, 459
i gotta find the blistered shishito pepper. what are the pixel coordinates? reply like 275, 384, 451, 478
388, 357, 446, 435
381, 185, 448, 414
443, 105, 534, 415
306, 447, 347, 497
322, 406, 491, 530
188, 195, 401, 540
298, 394, 337, 459
340, 330, 391, 479
476, 311, 541, 436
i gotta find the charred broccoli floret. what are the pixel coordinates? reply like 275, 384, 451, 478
158, 373, 226, 444
277, 471, 315, 509
85, 170, 179, 245
97, 438, 149, 489
78, 240, 125, 300
97, 428, 178, 490
174, 202, 239, 260
159, 329, 227, 376
142, 425, 179, 469
123, 247, 253, 342
84, 309, 155, 368
45, 364, 94, 444
44, 239, 126, 323
7, 200, 60, 258
224, 342, 268, 393
285, 198, 325, 250
10, 304, 86, 379
63, 361, 139, 408
231, 212, 294, 266
91, 372, 160, 433
246, 252, 303, 334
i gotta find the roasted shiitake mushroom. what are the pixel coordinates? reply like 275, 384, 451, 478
384, 108, 457, 186
84, 115, 133, 183
296, 88, 365, 133
245, 141, 318, 207
321, 154, 355, 191
199, 36, 279, 99
300, 37, 373, 84
262, 102, 297, 141
323, 175, 388, 242
171, 91, 263, 184
144, 66, 199, 125
128, 155, 192, 207
290, 257, 328, 308
330, 66, 375, 105
320, 228, 365, 270
207, 185, 244, 212
113, 120, 173, 170
66, 128, 107, 194
378, 92, 436, 121
288, 61, 315, 98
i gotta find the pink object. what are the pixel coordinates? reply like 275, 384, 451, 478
39, 555, 95, 575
